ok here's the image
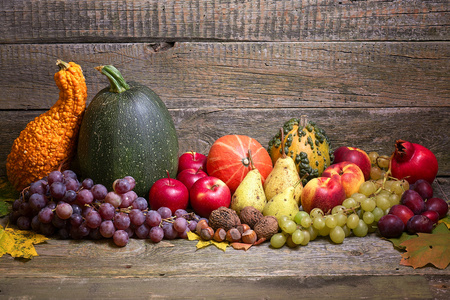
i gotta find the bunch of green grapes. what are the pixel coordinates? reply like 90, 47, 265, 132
368, 151, 391, 180
270, 177, 410, 249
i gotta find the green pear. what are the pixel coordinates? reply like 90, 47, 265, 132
231, 151, 267, 215
264, 128, 303, 205
263, 186, 300, 221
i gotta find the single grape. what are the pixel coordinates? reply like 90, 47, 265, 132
286, 235, 298, 248
149, 226, 164, 243
278, 215, 289, 224
300, 215, 312, 228
325, 215, 338, 229
12, 199, 22, 211
40, 223, 56, 236
113, 178, 132, 194
62, 169, 77, 180
331, 205, 346, 215
99, 220, 115, 238
157, 207, 172, 219
361, 198, 376, 212
351, 193, 367, 204
123, 176, 136, 191
294, 211, 309, 225
359, 181, 377, 197
58, 227, 71, 239
318, 225, 330, 237
330, 226, 345, 244
113, 230, 129, 247
98, 202, 115, 220
30, 180, 47, 195
291, 229, 304, 245
132, 197, 148, 211
38, 207, 54, 224
270, 233, 287, 249
55, 202, 73, 219
173, 217, 188, 233
281, 219, 297, 234
89, 228, 103, 240
370, 166, 384, 180
76, 189, 94, 205
312, 217, 325, 230
307, 226, 319, 241
352, 220, 369, 237
187, 220, 198, 231
368, 151, 379, 164
335, 213, 347, 227
162, 222, 178, 240
134, 224, 150, 239
52, 215, 67, 228
19, 202, 33, 217
129, 209, 146, 226
178, 228, 189, 239
114, 212, 131, 230
388, 193, 401, 206
346, 214, 360, 229
70, 213, 83, 227
48, 170, 64, 186
342, 225, 352, 237
174, 209, 189, 218
372, 207, 385, 222
91, 184, 108, 200
376, 195, 391, 211
362, 211, 375, 224
82, 205, 95, 218
146, 210, 162, 227
78, 222, 91, 237
104, 191, 122, 208
29, 193, 47, 212
62, 190, 77, 203
119, 191, 138, 208
342, 197, 358, 209
31, 215, 41, 232
85, 210, 102, 229
64, 177, 80, 191
17, 216, 31, 230
377, 155, 390, 169
82, 178, 94, 190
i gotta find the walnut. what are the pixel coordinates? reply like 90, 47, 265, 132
208, 206, 241, 231
254, 216, 279, 240
239, 206, 264, 229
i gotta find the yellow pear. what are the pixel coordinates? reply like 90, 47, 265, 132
231, 150, 267, 215
264, 128, 303, 205
263, 186, 299, 222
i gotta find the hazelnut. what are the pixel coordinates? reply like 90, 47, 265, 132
200, 227, 214, 240
209, 207, 241, 231
196, 219, 209, 235
241, 229, 257, 244
239, 206, 264, 229
213, 228, 227, 242
236, 224, 251, 234
226, 228, 242, 243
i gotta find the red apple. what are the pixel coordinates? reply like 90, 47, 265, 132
178, 151, 207, 174
148, 172, 189, 213
322, 162, 365, 198
301, 177, 346, 214
388, 204, 414, 226
176, 168, 208, 190
189, 176, 231, 218
333, 146, 371, 181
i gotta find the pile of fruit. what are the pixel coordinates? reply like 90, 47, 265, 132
6, 60, 448, 249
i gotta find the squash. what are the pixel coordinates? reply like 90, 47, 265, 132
6, 60, 87, 191
206, 135, 273, 194
267, 117, 333, 185
76, 65, 178, 197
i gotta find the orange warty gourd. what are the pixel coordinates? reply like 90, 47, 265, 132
206, 135, 273, 194
6, 60, 87, 191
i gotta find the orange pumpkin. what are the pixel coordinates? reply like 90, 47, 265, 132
206, 135, 273, 194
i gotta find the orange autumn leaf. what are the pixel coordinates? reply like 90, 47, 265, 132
399, 227, 450, 269
0, 225, 48, 259
231, 242, 252, 251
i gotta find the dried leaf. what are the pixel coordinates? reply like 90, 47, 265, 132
0, 177, 19, 217
0, 225, 48, 259
187, 231, 229, 251
399, 224, 450, 269
438, 215, 450, 229
231, 242, 252, 251
387, 232, 417, 250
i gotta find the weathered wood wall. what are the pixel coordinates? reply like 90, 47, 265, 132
0, 1, 449, 299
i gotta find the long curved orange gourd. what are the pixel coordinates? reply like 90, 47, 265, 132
6, 60, 87, 191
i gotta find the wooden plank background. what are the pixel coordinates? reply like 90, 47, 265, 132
0, 0, 449, 298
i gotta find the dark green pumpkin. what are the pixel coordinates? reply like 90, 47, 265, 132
77, 65, 178, 197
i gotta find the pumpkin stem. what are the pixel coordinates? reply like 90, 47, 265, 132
95, 65, 130, 93
56, 59, 70, 71
299, 115, 308, 128
247, 149, 256, 170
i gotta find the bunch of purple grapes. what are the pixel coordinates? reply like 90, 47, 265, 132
9, 169, 203, 247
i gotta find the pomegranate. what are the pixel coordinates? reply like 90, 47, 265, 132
390, 140, 438, 184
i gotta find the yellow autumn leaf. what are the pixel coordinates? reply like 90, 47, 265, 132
0, 225, 48, 259
186, 230, 229, 251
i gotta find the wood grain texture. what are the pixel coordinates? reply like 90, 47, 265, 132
1, 107, 449, 178
1, 0, 449, 43
0, 42, 449, 110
